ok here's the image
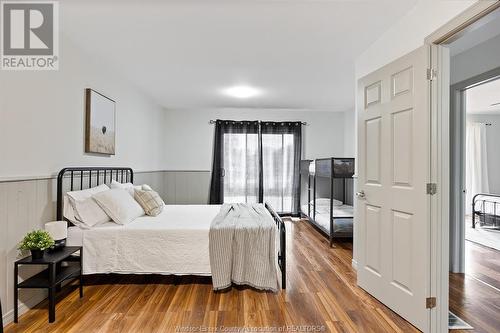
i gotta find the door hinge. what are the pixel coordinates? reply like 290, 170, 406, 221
426, 183, 437, 195
426, 297, 437, 309
427, 68, 437, 81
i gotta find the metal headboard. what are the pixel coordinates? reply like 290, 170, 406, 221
56, 167, 134, 221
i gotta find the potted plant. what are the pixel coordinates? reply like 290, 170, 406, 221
19, 230, 55, 259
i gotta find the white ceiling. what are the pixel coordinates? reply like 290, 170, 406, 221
61, 0, 418, 111
467, 78, 500, 114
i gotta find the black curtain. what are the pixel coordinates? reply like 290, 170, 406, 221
209, 120, 260, 204
209, 119, 302, 214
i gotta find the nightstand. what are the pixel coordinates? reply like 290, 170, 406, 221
14, 246, 83, 323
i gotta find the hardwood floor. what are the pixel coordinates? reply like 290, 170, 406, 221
5, 220, 419, 333
449, 241, 500, 333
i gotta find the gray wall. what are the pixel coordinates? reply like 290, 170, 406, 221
466, 114, 500, 194
451, 34, 500, 85
163, 108, 350, 171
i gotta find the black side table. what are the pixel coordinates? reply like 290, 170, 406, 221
14, 246, 83, 323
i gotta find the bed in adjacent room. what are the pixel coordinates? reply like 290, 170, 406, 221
57, 167, 286, 291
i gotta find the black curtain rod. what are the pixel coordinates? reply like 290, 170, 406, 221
209, 120, 307, 125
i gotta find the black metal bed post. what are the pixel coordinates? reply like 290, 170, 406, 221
56, 169, 66, 221
280, 218, 286, 289
313, 171, 317, 222
472, 198, 476, 228
265, 203, 286, 289
307, 171, 311, 218
472, 193, 483, 229
329, 160, 334, 247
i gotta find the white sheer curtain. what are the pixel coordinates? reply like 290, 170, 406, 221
223, 133, 259, 204
262, 133, 295, 213
261, 122, 302, 214
465, 122, 489, 214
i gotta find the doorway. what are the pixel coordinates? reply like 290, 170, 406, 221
354, 2, 500, 331
442, 8, 500, 331
464, 78, 500, 251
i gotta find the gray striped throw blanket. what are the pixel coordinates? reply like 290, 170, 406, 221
209, 203, 278, 292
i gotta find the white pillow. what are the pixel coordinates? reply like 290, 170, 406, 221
67, 184, 110, 202
110, 180, 136, 196
72, 198, 111, 227
93, 189, 145, 225
63, 195, 89, 229
67, 184, 111, 227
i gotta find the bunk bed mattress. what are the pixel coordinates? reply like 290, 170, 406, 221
67, 205, 222, 275
313, 205, 354, 234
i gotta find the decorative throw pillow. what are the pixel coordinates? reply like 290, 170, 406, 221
134, 188, 165, 216
93, 189, 145, 224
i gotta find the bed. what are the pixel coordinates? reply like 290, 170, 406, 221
57, 167, 286, 289
472, 193, 500, 229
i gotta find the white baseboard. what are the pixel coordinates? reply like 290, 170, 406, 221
2, 294, 46, 327
351, 259, 358, 271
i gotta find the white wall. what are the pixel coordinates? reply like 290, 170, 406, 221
0, 35, 165, 180
355, 0, 477, 79
343, 110, 356, 157
451, 33, 500, 85
467, 114, 500, 194
163, 108, 349, 170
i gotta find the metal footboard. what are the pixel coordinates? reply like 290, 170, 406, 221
472, 193, 500, 229
265, 202, 286, 289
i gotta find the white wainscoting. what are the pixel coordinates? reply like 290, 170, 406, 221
0, 170, 211, 326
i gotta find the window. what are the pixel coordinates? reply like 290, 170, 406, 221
210, 120, 302, 215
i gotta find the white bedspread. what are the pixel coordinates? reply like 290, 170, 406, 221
67, 205, 221, 275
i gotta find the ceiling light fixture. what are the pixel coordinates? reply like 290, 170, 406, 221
222, 85, 262, 99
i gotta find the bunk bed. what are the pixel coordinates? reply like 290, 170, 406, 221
300, 158, 355, 246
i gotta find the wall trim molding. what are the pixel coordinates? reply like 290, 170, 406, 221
0, 170, 211, 184
351, 259, 358, 271
2, 293, 46, 327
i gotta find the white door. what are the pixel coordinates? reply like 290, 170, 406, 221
357, 46, 431, 331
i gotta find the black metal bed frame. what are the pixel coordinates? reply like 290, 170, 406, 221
472, 193, 500, 229
56, 167, 133, 221
56, 167, 286, 289
265, 202, 286, 289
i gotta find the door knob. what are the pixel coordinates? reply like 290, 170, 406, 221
356, 190, 366, 199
